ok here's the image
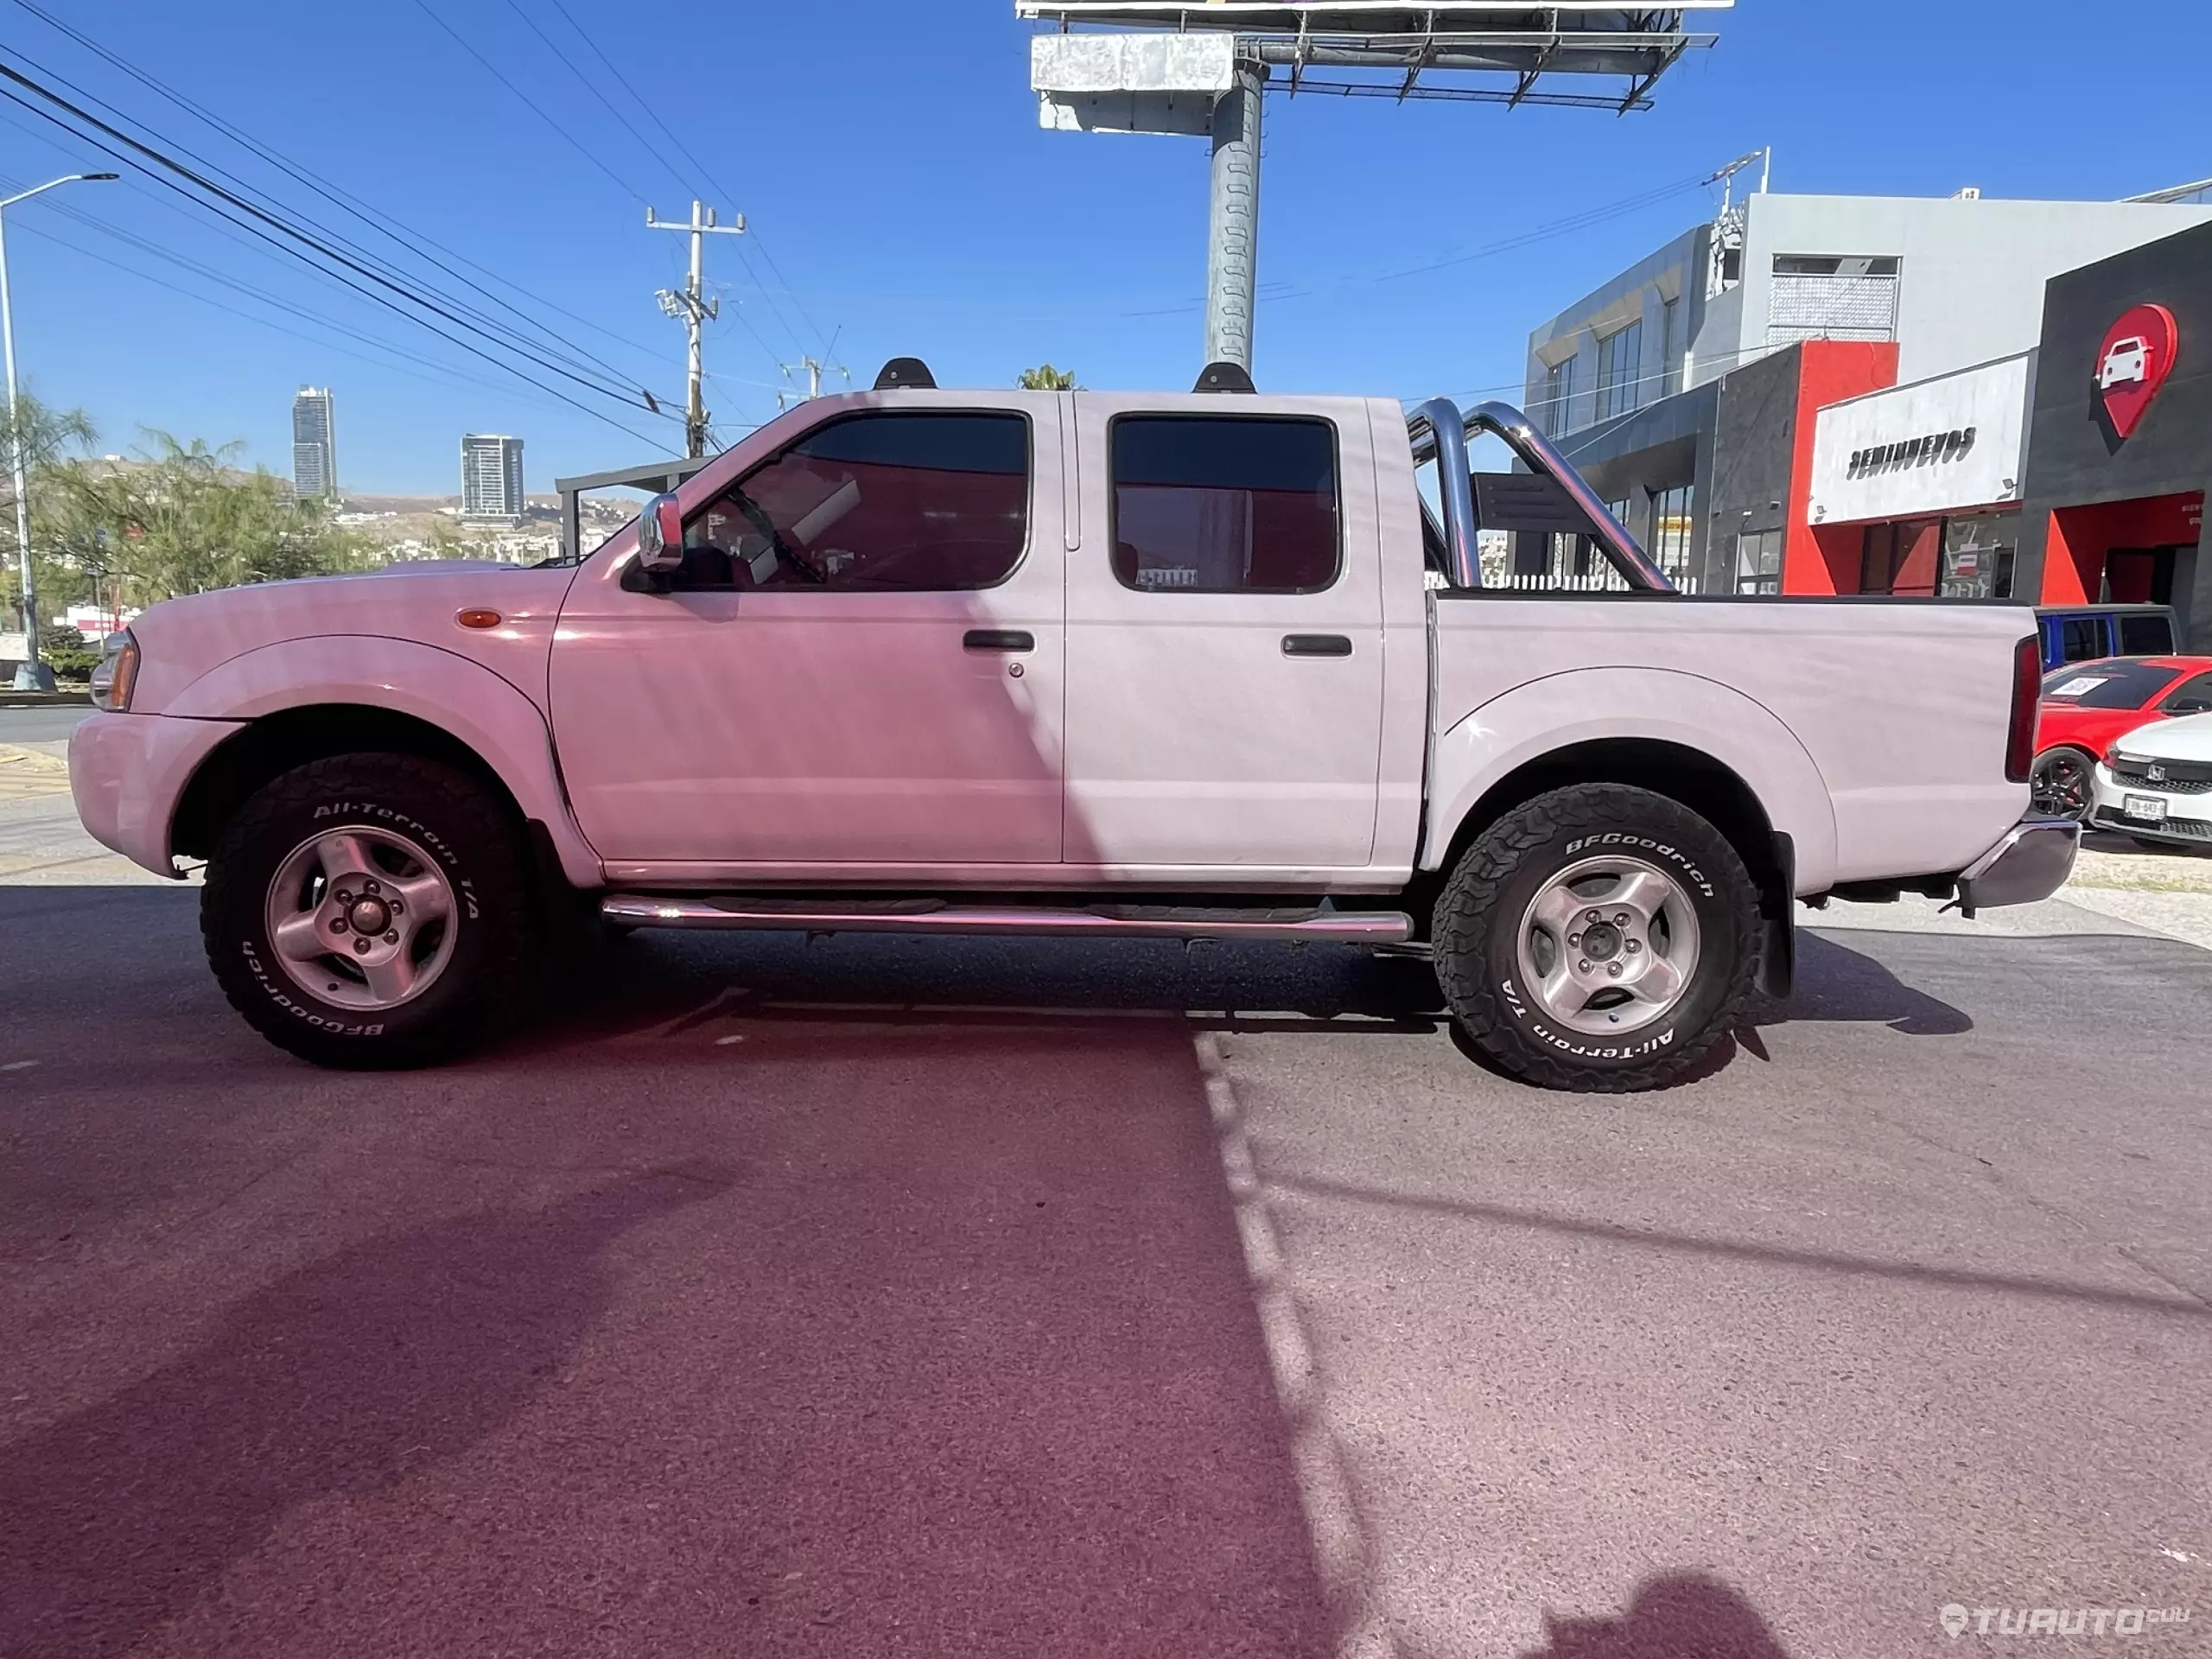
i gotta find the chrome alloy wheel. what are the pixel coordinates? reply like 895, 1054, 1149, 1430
1514, 855, 1703, 1037
263, 827, 459, 1012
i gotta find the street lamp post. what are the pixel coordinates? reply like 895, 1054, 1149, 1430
3, 172, 118, 692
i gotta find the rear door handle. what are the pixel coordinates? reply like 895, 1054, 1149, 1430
1281, 633, 1353, 658
963, 629, 1034, 652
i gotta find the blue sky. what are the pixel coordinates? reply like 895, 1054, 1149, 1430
2, 1, 2208, 495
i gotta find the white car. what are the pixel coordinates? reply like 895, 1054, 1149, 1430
2100, 336, 2151, 390
2092, 710, 2212, 847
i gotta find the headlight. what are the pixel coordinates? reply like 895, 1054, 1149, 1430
89, 630, 138, 712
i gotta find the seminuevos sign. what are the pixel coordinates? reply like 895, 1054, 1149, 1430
1809, 353, 2031, 526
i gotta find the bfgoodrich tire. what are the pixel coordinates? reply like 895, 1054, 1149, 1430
200, 753, 531, 1068
1433, 783, 1760, 1094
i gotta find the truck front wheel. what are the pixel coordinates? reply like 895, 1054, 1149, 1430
1433, 784, 1760, 1093
200, 753, 532, 1068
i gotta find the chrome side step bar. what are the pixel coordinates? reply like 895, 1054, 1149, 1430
601, 894, 1413, 945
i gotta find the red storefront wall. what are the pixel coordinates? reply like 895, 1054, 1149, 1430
2039, 493, 2206, 603
1784, 341, 1904, 594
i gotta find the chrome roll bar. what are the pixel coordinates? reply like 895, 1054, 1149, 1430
1406, 397, 1675, 594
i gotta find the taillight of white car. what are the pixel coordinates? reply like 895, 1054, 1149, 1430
89, 629, 139, 712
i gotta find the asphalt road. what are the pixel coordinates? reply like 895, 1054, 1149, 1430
2, 885, 2207, 1659
0, 705, 93, 744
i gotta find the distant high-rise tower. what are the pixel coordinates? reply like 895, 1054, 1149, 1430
291, 386, 337, 500
460, 434, 525, 526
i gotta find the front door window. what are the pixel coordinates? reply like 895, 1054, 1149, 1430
673, 412, 1031, 591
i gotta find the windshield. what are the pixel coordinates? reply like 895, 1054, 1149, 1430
2040, 660, 2180, 709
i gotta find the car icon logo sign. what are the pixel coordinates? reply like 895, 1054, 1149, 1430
2148, 764, 2166, 783
2095, 303, 2178, 439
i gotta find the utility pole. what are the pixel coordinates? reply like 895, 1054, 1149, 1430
647, 200, 745, 459
776, 355, 849, 410
3, 171, 117, 690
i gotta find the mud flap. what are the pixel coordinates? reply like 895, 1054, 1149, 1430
1756, 832, 1796, 1001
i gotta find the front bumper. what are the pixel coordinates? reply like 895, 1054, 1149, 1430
2088, 762, 2212, 845
68, 712, 247, 878
1955, 816, 2082, 916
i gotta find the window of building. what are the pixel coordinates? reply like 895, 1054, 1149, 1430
1733, 529, 1783, 595
1594, 321, 1643, 423
1109, 415, 1339, 594
676, 411, 1029, 591
1649, 484, 1695, 585
1659, 297, 1681, 397
1540, 357, 1573, 435
1938, 511, 2020, 600
1768, 254, 1900, 348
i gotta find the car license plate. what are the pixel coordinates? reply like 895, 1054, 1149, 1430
2124, 793, 2168, 824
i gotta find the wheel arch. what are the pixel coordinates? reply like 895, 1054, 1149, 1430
1421, 670, 1838, 896
162, 638, 602, 889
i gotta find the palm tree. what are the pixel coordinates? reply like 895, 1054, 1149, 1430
1016, 365, 1079, 391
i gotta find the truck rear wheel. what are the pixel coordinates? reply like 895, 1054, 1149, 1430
200, 753, 531, 1068
1433, 784, 1759, 1093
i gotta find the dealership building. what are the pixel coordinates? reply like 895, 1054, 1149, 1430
1520, 183, 2212, 612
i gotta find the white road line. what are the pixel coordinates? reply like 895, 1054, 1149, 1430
1194, 1031, 1398, 1659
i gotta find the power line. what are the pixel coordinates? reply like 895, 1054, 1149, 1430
534, 0, 841, 368
9, 215, 585, 416
0, 61, 648, 409
403, 0, 652, 206
3, 2, 674, 399
1, 165, 606, 417
0, 60, 671, 444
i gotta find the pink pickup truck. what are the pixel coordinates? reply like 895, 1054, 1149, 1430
70, 373, 2076, 1090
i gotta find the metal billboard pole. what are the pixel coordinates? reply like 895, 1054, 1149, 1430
1204, 66, 1263, 371
1022, 3, 1728, 381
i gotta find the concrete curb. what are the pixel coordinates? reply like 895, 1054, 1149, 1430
0, 743, 70, 774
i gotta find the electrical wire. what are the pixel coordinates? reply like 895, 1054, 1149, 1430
3, 3, 676, 401
537, 0, 841, 368
0, 66, 670, 446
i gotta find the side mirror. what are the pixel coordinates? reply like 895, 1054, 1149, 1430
636, 493, 684, 574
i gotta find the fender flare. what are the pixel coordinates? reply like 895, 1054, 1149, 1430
1421, 666, 1840, 894
164, 635, 604, 887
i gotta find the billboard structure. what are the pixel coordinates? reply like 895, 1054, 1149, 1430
1022, 3, 1730, 372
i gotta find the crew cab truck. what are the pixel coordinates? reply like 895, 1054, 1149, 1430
70, 367, 2079, 1091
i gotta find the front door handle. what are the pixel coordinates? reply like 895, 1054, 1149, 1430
1281, 633, 1353, 658
963, 629, 1034, 652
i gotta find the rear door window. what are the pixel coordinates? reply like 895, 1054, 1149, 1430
1109, 416, 1339, 594
2118, 613, 2176, 655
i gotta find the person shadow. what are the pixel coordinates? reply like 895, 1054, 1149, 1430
0, 1166, 733, 1659
1520, 1573, 1796, 1659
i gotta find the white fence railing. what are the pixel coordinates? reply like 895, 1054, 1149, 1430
1485, 569, 1706, 595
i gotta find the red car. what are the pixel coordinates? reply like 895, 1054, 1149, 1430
2032, 655, 2212, 819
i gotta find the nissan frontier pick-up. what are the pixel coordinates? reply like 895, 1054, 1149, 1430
70, 366, 2078, 1090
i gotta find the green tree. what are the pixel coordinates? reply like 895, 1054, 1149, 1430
0, 389, 98, 632
1016, 364, 1079, 391
44, 432, 372, 604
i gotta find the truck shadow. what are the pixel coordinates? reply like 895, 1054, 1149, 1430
0, 1168, 733, 1659
0, 889, 1344, 1658
1516, 1573, 1796, 1659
